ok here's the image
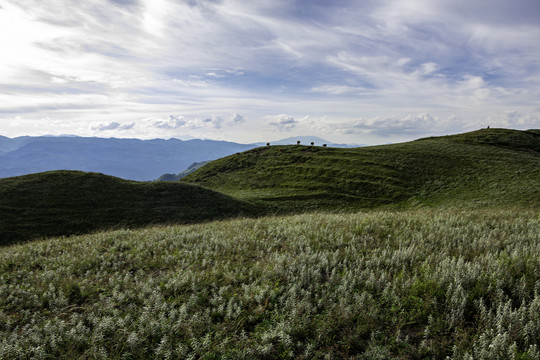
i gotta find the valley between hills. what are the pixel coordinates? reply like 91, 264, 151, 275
0, 128, 538, 359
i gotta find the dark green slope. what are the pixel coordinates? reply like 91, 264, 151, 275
182, 128, 540, 211
0, 171, 258, 245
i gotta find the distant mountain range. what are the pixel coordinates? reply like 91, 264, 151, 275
0, 135, 255, 181
0, 135, 349, 181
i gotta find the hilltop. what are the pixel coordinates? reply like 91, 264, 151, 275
0, 171, 257, 245
182, 128, 540, 211
251, 136, 357, 148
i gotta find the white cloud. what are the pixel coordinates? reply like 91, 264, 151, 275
140, 0, 172, 38
420, 62, 438, 75
152, 115, 186, 129
461, 75, 485, 89
485, 110, 540, 128
50, 76, 69, 84
230, 113, 245, 124
325, 113, 458, 137
92, 121, 135, 131
204, 117, 224, 129
148, 113, 245, 131
310, 85, 368, 95
269, 115, 297, 131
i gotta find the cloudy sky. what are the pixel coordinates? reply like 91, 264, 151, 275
1, 0, 539, 144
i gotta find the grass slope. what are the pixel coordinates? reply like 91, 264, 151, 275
1, 209, 538, 359
0, 171, 257, 245
182, 128, 540, 211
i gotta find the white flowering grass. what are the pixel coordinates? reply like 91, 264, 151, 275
0, 209, 538, 359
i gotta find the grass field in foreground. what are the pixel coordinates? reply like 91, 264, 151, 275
1, 209, 538, 359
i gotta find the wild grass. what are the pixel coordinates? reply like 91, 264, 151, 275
1, 208, 538, 359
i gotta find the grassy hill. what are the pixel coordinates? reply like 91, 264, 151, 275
182, 128, 540, 211
2, 128, 538, 244
0, 171, 258, 245
1, 209, 538, 359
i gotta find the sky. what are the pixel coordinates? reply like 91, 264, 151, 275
0, 0, 539, 145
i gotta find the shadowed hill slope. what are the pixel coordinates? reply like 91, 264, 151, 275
182, 128, 540, 211
0, 171, 258, 245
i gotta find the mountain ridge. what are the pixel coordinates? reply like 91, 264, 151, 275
0, 136, 256, 181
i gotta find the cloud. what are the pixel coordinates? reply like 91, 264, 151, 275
420, 62, 438, 76
485, 110, 540, 128
152, 115, 186, 129
269, 115, 297, 131
195, 114, 246, 129
92, 121, 135, 131
328, 113, 457, 137
230, 113, 245, 124
108, 0, 139, 7
1, 0, 539, 143
148, 113, 245, 131
310, 85, 369, 95
50, 76, 69, 84
204, 117, 224, 129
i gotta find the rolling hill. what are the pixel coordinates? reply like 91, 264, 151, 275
2, 128, 538, 244
182, 128, 540, 211
0, 171, 258, 245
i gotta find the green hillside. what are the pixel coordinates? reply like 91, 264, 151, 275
182, 128, 540, 211
0, 171, 257, 245
2, 129, 538, 244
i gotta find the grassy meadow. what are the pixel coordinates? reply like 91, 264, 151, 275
1, 209, 539, 359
